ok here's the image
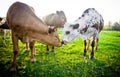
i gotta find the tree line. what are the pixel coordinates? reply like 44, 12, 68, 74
104, 20, 120, 30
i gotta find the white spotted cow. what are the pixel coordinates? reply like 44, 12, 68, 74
0, 17, 10, 46
7, 2, 62, 71
42, 11, 67, 53
62, 8, 104, 59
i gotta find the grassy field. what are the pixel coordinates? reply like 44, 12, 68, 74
0, 30, 120, 77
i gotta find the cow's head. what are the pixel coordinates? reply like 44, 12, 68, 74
56, 11, 67, 28
42, 28, 62, 47
62, 22, 80, 44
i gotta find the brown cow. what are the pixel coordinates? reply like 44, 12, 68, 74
42, 11, 67, 53
43, 11, 67, 28
7, 1, 62, 71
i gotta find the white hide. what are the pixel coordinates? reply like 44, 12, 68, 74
63, 8, 104, 43
0, 18, 6, 26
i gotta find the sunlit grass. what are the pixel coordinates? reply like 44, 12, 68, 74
0, 30, 120, 77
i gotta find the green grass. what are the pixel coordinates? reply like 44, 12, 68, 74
0, 30, 120, 77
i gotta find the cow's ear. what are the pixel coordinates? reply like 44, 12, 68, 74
73, 24, 79, 29
56, 11, 60, 14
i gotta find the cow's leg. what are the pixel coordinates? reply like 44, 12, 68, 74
33, 49, 36, 56
46, 45, 49, 54
51, 46, 54, 52
86, 40, 90, 52
11, 32, 19, 71
84, 40, 87, 56
2, 30, 6, 46
25, 42, 29, 52
29, 41, 35, 62
90, 39, 95, 59
95, 38, 99, 51
26, 42, 36, 55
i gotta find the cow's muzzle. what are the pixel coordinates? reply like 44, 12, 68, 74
61, 40, 68, 45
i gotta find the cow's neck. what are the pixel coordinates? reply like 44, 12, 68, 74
26, 17, 49, 34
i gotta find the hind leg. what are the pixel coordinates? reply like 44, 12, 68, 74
10, 32, 19, 72
90, 39, 95, 60
29, 41, 35, 62
2, 30, 6, 46
86, 40, 90, 52
95, 38, 99, 51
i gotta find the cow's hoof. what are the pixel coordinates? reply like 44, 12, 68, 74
86, 49, 89, 52
51, 50, 54, 52
46, 51, 49, 54
95, 47, 98, 51
25, 49, 29, 52
89, 56, 94, 60
30, 59, 35, 63
3, 44, 6, 47
10, 67, 16, 72
83, 53, 86, 57
33, 51, 36, 56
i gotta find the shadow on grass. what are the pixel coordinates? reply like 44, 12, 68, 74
0, 46, 30, 77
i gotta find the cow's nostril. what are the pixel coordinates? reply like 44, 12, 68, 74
61, 40, 64, 44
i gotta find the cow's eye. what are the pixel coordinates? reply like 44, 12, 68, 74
66, 31, 70, 35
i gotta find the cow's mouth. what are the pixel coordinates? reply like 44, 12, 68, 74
61, 40, 68, 45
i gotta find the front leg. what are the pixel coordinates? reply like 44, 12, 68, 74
95, 38, 99, 51
25, 42, 29, 52
84, 40, 87, 56
46, 45, 49, 54
86, 40, 90, 51
51, 46, 54, 52
90, 40, 95, 60
29, 41, 35, 62
11, 32, 19, 72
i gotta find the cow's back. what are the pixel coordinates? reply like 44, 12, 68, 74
7, 2, 49, 35
42, 11, 67, 28
43, 13, 61, 26
7, 2, 35, 28
77, 8, 104, 33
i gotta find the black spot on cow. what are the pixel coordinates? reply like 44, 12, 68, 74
92, 8, 95, 10
82, 14, 84, 17
66, 31, 70, 35
80, 26, 88, 34
84, 9, 89, 13
78, 17, 81, 19
92, 24, 99, 30
83, 26, 88, 32
73, 24, 79, 29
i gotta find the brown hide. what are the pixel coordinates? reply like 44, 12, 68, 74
42, 11, 67, 28
7, 2, 61, 46
7, 1, 62, 71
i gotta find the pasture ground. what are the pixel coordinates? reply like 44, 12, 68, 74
0, 30, 120, 77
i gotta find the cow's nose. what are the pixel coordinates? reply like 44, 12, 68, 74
61, 40, 64, 44
61, 40, 68, 45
